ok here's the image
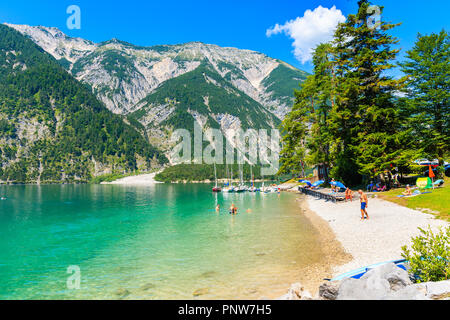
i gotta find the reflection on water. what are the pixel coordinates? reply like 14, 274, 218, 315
0, 184, 323, 299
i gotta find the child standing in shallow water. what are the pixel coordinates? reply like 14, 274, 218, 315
358, 190, 369, 220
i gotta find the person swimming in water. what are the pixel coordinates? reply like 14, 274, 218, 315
229, 203, 238, 215
216, 204, 220, 212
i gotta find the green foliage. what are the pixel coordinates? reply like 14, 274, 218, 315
399, 30, 450, 169
279, 1, 419, 186
329, 1, 408, 184
0, 119, 16, 138
402, 226, 450, 282
261, 61, 308, 105
57, 58, 71, 70
155, 163, 275, 183
278, 76, 312, 175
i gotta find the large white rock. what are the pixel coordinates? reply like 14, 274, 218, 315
335, 263, 450, 300
337, 277, 390, 300
383, 283, 428, 300
360, 262, 413, 291
319, 282, 340, 300
337, 263, 412, 300
424, 280, 450, 300
278, 283, 312, 300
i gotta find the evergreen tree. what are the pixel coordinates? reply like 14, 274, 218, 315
304, 43, 335, 182
278, 76, 314, 176
329, 0, 406, 184
399, 30, 450, 166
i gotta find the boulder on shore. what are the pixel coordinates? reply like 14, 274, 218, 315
285, 264, 450, 300
323, 263, 450, 300
318, 281, 340, 300
278, 283, 312, 300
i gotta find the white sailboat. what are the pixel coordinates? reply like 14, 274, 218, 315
249, 164, 259, 192
235, 163, 246, 192
223, 164, 234, 192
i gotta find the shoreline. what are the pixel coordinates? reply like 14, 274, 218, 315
293, 195, 352, 295
303, 194, 449, 278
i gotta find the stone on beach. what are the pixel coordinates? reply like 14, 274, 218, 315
114, 288, 131, 299
336, 263, 411, 300
278, 283, 312, 300
318, 281, 340, 300
324, 263, 450, 300
193, 288, 209, 297
422, 280, 450, 300
383, 280, 450, 300
383, 283, 428, 300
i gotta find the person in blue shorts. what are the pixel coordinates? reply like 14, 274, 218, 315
358, 190, 369, 220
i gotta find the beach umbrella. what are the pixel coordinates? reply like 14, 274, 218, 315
299, 179, 312, 186
428, 165, 435, 189
428, 165, 435, 178
330, 181, 346, 189
312, 180, 324, 187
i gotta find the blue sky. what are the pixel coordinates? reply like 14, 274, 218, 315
0, 0, 449, 74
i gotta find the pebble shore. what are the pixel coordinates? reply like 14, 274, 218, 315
305, 195, 449, 276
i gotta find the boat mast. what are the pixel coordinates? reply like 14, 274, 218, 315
240, 162, 243, 186
230, 165, 233, 187
225, 164, 229, 186
214, 162, 218, 188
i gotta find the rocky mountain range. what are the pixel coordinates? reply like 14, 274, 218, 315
6, 23, 307, 158
0, 24, 166, 183
0, 23, 307, 182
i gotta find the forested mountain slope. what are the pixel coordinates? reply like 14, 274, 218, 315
0, 24, 167, 183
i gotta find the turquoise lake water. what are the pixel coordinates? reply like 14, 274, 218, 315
0, 184, 324, 299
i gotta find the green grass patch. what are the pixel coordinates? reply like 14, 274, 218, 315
379, 177, 450, 221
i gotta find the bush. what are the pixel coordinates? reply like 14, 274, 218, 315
401, 226, 450, 282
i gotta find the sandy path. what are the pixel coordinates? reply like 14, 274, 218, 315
101, 172, 162, 185
305, 196, 448, 276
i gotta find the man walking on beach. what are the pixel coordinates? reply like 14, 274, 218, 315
358, 190, 369, 220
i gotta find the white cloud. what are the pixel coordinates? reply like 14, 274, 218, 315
266, 5, 346, 63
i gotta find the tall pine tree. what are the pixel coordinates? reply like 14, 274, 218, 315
399, 30, 450, 167
329, 0, 407, 184
304, 43, 335, 183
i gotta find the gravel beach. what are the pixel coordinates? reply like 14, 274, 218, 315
305, 195, 449, 276
101, 172, 162, 185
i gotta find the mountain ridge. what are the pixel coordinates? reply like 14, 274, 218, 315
3, 23, 307, 169
5, 23, 307, 119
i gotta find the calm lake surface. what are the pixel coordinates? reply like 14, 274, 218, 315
0, 184, 324, 299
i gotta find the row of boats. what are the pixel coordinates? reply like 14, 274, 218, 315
211, 163, 280, 193
214, 184, 280, 193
